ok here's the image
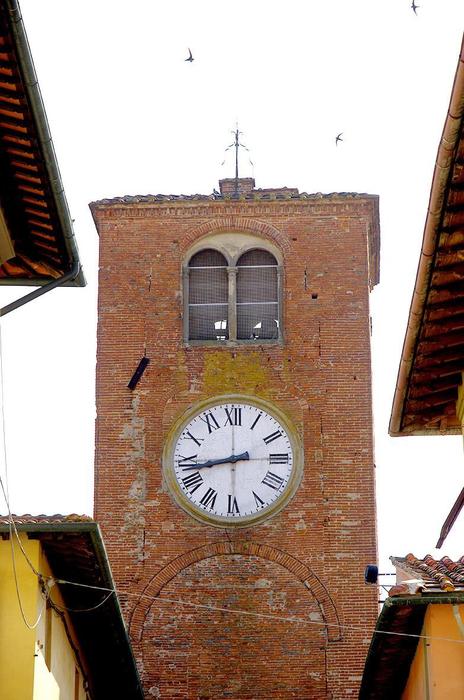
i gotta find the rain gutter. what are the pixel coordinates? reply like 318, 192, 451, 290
389, 35, 464, 435
0, 258, 80, 316
4, 0, 85, 288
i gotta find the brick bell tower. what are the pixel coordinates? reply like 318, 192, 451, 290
90, 176, 380, 699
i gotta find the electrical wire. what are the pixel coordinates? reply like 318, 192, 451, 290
0, 320, 45, 628
53, 575, 464, 647
48, 586, 115, 614
8, 519, 46, 629
0, 321, 11, 508
0, 320, 38, 575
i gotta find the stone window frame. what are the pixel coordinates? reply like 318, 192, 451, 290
182, 232, 284, 346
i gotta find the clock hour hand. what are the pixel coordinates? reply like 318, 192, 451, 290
182, 451, 250, 470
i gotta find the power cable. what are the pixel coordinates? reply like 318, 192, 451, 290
0, 320, 45, 628
53, 575, 464, 647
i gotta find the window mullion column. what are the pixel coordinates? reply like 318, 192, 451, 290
277, 266, 283, 341
228, 266, 238, 341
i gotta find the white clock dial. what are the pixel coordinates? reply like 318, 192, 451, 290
165, 400, 301, 526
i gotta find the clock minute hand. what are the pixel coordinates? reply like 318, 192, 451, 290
182, 451, 250, 471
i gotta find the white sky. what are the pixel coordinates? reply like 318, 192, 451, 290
1, 0, 464, 575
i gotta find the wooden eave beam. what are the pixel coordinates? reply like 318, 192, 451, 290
434, 251, 464, 269
428, 285, 464, 305
427, 299, 464, 317
408, 376, 462, 398
402, 401, 457, 425
406, 390, 458, 412
431, 268, 464, 287
411, 362, 464, 380
418, 329, 464, 351
423, 316, 464, 336
439, 227, 464, 241
416, 345, 464, 365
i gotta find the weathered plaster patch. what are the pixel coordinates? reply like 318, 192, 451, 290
121, 397, 145, 459
309, 611, 323, 622
254, 578, 271, 589
267, 591, 286, 611
128, 473, 146, 500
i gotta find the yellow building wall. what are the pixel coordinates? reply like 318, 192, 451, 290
0, 534, 86, 700
402, 604, 464, 699
0, 535, 39, 699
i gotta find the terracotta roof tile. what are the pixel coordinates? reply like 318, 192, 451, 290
90, 191, 371, 207
390, 554, 464, 594
0, 513, 92, 525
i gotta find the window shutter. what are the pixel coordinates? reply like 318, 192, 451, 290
188, 250, 229, 340
236, 249, 279, 340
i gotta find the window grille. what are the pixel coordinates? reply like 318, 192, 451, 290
188, 249, 228, 340
237, 250, 279, 340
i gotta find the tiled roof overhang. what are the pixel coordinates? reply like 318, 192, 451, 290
0, 0, 84, 286
0, 518, 143, 699
390, 35, 464, 435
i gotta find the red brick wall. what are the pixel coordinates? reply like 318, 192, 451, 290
92, 193, 379, 699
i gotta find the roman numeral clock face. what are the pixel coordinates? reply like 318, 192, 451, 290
164, 401, 302, 527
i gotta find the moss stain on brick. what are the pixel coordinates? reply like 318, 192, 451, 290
203, 351, 272, 397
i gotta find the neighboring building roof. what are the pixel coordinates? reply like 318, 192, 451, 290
390, 553, 464, 593
390, 34, 464, 435
0, 515, 143, 699
360, 553, 464, 699
0, 0, 84, 286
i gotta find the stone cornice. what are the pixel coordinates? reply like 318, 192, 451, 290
90, 198, 378, 221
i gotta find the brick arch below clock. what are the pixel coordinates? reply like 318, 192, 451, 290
128, 540, 342, 643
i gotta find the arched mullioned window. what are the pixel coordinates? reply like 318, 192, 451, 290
184, 239, 282, 343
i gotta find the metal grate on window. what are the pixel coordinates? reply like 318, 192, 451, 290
237, 249, 279, 340
188, 249, 229, 340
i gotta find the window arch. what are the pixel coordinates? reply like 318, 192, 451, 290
184, 237, 282, 344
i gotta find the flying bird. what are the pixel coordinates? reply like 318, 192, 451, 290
335, 133, 343, 146
411, 1, 419, 14
185, 48, 194, 63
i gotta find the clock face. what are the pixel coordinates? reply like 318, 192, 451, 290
165, 400, 301, 526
